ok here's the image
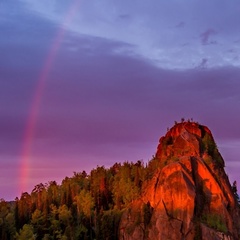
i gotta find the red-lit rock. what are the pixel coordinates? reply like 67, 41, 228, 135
119, 122, 240, 240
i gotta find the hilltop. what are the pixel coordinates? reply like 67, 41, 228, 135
0, 121, 239, 240
120, 121, 240, 240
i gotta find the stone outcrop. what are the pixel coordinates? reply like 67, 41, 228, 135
119, 122, 240, 240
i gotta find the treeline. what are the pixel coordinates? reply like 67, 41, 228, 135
0, 157, 160, 240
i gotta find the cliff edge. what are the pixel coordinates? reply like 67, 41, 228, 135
119, 122, 240, 240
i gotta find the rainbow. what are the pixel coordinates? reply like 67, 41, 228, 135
20, 0, 82, 195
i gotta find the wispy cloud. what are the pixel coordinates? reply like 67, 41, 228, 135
175, 21, 185, 28
19, 0, 240, 69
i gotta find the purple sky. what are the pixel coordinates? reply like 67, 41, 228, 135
1, 0, 240, 200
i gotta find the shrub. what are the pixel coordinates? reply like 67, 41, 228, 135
201, 214, 227, 233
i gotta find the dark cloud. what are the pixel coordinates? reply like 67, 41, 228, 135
200, 28, 217, 45
228, 49, 235, 53
175, 21, 185, 28
118, 14, 131, 20
197, 58, 208, 69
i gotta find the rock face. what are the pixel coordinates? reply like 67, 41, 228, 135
119, 122, 240, 240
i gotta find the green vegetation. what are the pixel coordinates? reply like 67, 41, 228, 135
201, 214, 227, 233
232, 181, 240, 204
0, 159, 159, 240
145, 156, 161, 178
0, 123, 233, 239
201, 133, 225, 167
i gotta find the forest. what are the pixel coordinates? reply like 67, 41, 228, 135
0, 157, 160, 240
1, 121, 239, 240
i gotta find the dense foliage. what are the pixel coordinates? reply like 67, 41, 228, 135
0, 159, 158, 240
0, 122, 238, 239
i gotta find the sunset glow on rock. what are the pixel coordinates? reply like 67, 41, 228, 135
120, 122, 240, 239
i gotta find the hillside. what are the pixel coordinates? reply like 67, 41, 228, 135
0, 121, 239, 240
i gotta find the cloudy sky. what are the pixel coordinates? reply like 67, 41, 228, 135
1, 0, 240, 200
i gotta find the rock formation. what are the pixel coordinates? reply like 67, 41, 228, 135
119, 121, 240, 240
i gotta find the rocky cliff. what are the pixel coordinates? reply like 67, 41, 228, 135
119, 122, 240, 240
